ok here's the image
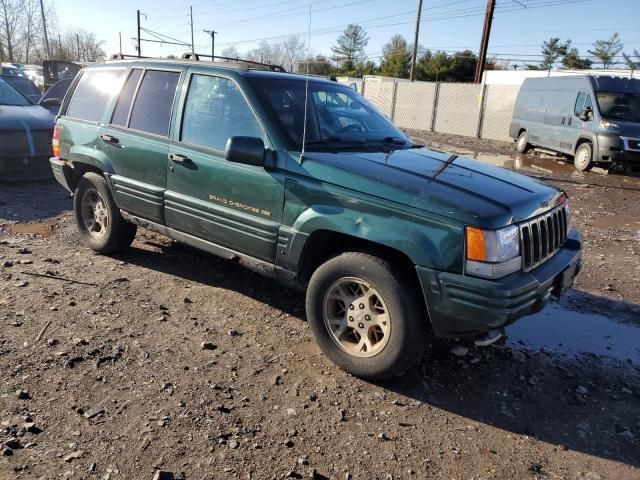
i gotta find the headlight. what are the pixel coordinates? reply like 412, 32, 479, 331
599, 119, 620, 131
465, 225, 521, 279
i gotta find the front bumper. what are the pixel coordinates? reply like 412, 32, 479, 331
596, 134, 640, 163
417, 231, 582, 338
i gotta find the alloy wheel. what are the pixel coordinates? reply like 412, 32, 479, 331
323, 277, 391, 358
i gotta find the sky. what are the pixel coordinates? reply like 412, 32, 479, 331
56, 0, 640, 67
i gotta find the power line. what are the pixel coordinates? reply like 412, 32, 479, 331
216, 0, 589, 47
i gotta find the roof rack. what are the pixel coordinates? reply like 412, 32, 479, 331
108, 51, 286, 72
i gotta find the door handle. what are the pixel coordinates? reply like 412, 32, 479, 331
168, 153, 191, 164
100, 134, 119, 144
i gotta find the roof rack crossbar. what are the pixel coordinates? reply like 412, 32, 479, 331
108, 51, 286, 72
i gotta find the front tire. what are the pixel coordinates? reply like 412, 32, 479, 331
516, 130, 530, 153
73, 172, 137, 253
574, 143, 594, 171
305, 252, 429, 380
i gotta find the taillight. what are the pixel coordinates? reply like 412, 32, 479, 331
52, 124, 60, 157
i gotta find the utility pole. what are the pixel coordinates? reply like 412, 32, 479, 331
119, 32, 122, 54
190, 6, 194, 53
76, 33, 80, 61
39, 0, 50, 60
474, 0, 496, 83
203, 29, 217, 59
58, 33, 62, 59
409, 0, 423, 82
137, 9, 142, 57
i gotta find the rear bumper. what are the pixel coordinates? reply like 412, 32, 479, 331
0, 155, 53, 182
417, 230, 582, 338
49, 157, 74, 192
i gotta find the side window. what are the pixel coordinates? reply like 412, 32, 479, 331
574, 92, 587, 116
129, 70, 180, 136
181, 74, 264, 152
66, 69, 124, 122
584, 94, 593, 113
111, 69, 142, 127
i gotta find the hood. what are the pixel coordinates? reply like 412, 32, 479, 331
0, 104, 55, 130
604, 118, 640, 138
289, 147, 564, 229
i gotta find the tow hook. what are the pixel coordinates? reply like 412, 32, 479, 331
474, 328, 505, 347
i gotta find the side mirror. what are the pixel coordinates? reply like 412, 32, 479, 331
224, 136, 265, 167
579, 106, 593, 121
40, 97, 62, 108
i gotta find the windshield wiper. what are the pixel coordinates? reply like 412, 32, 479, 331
375, 136, 409, 145
306, 136, 367, 146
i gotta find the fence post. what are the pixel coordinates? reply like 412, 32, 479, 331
476, 83, 488, 139
390, 80, 399, 122
431, 82, 440, 132
361, 76, 366, 96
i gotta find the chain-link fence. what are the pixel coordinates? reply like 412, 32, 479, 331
359, 76, 519, 142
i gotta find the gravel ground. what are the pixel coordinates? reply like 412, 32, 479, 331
1, 135, 639, 479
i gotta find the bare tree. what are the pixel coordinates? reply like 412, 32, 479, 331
20, 0, 41, 63
221, 45, 240, 60
279, 35, 305, 72
0, 0, 22, 62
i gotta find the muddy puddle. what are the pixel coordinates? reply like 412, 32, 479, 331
505, 300, 640, 365
8, 221, 54, 237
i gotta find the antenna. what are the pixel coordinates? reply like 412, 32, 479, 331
300, 5, 312, 162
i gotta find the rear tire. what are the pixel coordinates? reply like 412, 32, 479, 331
516, 130, 530, 153
73, 172, 137, 254
574, 142, 593, 171
305, 252, 429, 380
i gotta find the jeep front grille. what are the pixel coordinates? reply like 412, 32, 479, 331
519, 205, 568, 272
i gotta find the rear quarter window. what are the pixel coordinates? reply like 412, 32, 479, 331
65, 69, 125, 122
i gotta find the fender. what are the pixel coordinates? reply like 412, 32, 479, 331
280, 178, 465, 273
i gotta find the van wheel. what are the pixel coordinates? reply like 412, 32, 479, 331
305, 252, 429, 380
73, 172, 137, 253
574, 143, 594, 171
516, 131, 530, 153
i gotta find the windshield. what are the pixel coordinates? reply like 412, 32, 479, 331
249, 77, 411, 151
0, 79, 31, 106
595, 91, 640, 122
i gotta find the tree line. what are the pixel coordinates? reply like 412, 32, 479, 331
223, 24, 640, 81
528, 33, 639, 71
0, 0, 106, 64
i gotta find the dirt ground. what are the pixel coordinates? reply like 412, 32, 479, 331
1, 134, 639, 480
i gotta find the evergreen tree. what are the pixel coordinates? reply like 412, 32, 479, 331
562, 47, 593, 69
540, 38, 571, 69
331, 24, 369, 73
379, 35, 411, 78
588, 33, 623, 69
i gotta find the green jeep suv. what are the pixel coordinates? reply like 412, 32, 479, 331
49, 56, 582, 380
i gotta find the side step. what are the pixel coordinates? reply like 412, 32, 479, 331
533, 147, 562, 156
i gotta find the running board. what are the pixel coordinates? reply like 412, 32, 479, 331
533, 147, 562, 156
120, 211, 301, 289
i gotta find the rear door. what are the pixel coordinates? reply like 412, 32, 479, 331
97, 67, 182, 224
165, 70, 285, 261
